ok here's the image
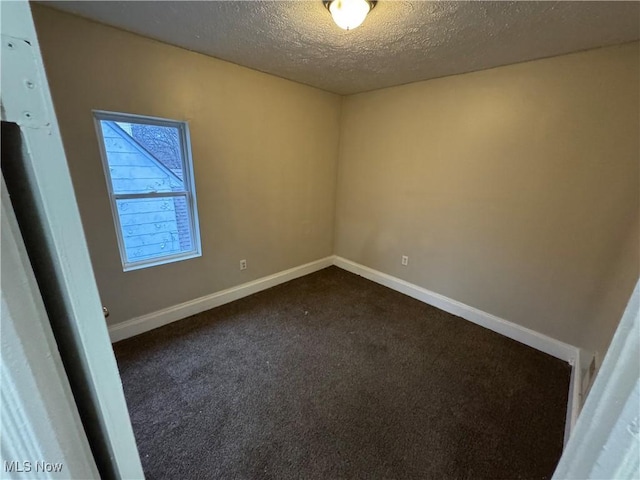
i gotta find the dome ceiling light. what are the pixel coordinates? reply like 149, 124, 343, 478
324, 0, 377, 31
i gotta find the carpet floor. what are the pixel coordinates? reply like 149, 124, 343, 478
113, 266, 570, 480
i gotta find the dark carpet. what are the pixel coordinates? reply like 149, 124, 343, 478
113, 266, 570, 480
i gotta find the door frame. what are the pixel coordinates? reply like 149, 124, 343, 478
1, 1, 144, 478
1, 176, 99, 479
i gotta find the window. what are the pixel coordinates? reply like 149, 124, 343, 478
93, 111, 201, 271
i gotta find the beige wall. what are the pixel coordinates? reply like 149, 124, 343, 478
335, 43, 639, 357
33, 5, 638, 358
32, 6, 342, 326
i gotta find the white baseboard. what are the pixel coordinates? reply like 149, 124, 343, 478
108, 253, 582, 442
565, 350, 582, 447
111, 254, 580, 362
108, 256, 334, 342
333, 256, 579, 363
332, 256, 582, 443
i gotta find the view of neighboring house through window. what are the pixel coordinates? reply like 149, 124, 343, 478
93, 111, 201, 271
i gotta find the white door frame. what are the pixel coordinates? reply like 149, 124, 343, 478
0, 1, 144, 478
1, 176, 99, 479
553, 280, 639, 479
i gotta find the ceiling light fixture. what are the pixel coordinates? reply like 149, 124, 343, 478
324, 0, 376, 31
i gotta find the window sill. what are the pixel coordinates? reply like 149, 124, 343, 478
122, 250, 201, 272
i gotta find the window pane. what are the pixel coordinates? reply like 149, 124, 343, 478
129, 123, 184, 181
116, 196, 193, 263
95, 111, 201, 270
100, 120, 184, 194
171, 196, 193, 251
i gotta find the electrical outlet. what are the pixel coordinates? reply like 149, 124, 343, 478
401, 255, 408, 266
240, 259, 247, 270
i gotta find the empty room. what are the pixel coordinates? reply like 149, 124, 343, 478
1, 1, 639, 479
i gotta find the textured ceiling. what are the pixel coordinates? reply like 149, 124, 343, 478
45, 1, 640, 95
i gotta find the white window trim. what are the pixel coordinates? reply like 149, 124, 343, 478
92, 110, 202, 271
